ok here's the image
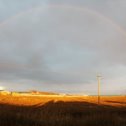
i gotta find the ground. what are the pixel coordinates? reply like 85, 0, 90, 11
0, 95, 126, 126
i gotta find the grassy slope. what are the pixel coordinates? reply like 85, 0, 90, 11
0, 95, 126, 126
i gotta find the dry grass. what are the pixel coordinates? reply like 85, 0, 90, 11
0, 95, 126, 126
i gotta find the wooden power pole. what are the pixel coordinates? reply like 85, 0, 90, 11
97, 75, 102, 104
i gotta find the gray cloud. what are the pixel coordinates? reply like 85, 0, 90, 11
0, 0, 126, 94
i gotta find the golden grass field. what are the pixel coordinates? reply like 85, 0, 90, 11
0, 95, 126, 126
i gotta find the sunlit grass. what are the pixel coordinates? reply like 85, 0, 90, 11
0, 95, 126, 126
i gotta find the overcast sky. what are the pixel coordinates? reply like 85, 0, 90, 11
0, 0, 126, 95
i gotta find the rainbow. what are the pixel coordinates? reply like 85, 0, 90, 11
0, 4, 126, 37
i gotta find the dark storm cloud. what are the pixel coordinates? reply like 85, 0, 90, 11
0, 0, 126, 94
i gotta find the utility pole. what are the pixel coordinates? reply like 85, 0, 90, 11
97, 75, 102, 104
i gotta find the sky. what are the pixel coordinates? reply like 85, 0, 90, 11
0, 0, 126, 95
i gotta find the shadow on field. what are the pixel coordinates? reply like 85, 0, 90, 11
105, 100, 126, 105
0, 100, 126, 126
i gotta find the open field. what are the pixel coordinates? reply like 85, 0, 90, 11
0, 95, 126, 126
